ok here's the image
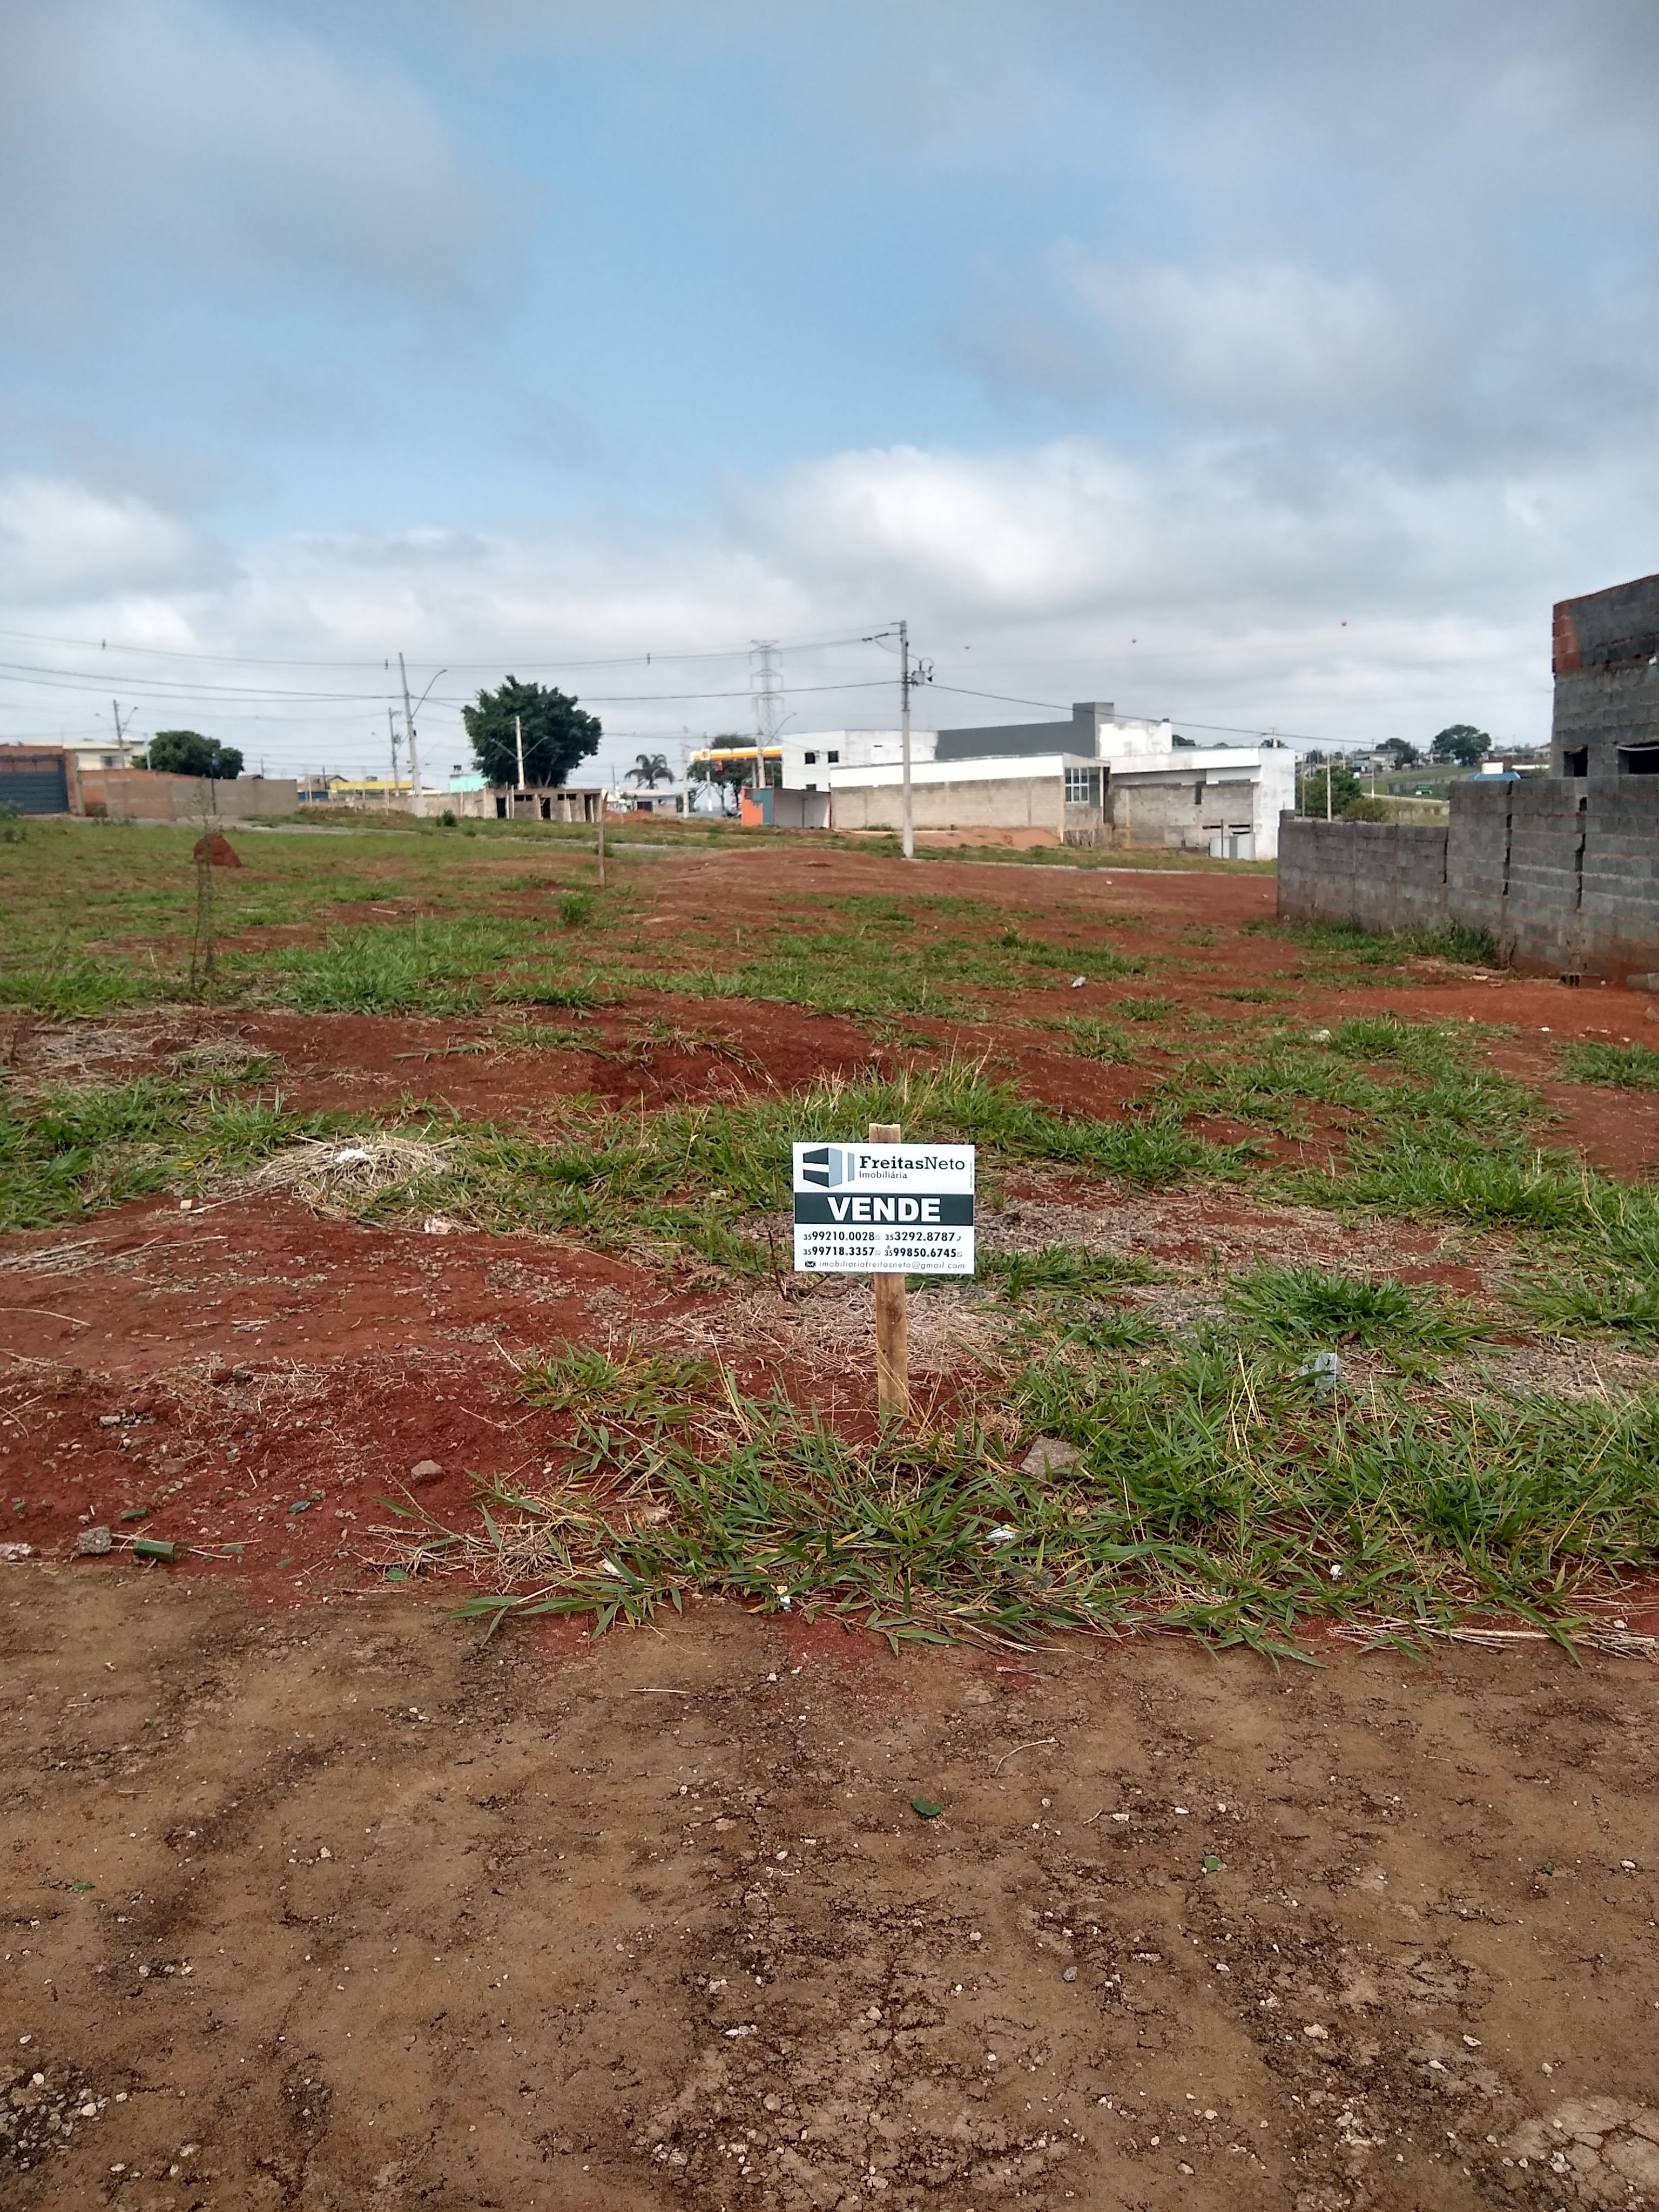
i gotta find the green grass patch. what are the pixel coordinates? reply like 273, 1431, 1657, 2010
0, 1075, 340, 1232
402, 1341, 1659, 1654
1242, 916, 1498, 970
1508, 1270, 1659, 1341
1047, 1017, 1142, 1064
258, 1063, 1252, 1269
1557, 1041, 1659, 1090
521, 1342, 720, 1420
980, 1243, 1158, 1301
266, 916, 604, 1015
997, 932, 1149, 981
1223, 1263, 1483, 1354
0, 947, 169, 1020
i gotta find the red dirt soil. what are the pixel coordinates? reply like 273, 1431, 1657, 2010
5, 846, 1659, 2210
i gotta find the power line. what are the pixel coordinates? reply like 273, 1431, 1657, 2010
0, 622, 887, 673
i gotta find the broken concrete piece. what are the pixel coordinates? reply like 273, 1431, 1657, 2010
75, 1526, 113, 1556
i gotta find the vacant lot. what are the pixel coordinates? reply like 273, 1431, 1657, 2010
2, 815, 1657, 2210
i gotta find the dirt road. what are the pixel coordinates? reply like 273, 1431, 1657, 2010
4, 1569, 1656, 2211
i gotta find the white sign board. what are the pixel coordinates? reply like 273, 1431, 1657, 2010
792, 1142, 975, 1274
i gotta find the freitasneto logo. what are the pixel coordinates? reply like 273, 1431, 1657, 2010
799, 1145, 853, 1188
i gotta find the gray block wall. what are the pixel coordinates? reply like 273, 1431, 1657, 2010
1277, 780, 1659, 975
1276, 819, 1449, 930
1580, 786, 1659, 973
1496, 781, 1590, 970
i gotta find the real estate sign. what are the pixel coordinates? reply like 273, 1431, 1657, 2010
792, 1142, 975, 1274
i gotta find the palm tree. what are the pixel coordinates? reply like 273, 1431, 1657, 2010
628, 752, 671, 788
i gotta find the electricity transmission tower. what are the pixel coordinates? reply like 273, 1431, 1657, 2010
750, 638, 784, 801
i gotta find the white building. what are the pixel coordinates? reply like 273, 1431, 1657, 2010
808, 703, 1296, 858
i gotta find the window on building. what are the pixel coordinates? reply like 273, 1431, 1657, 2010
803, 751, 817, 765
1563, 748, 1588, 777
827, 750, 840, 763
1064, 767, 1098, 804
1193, 783, 1205, 806
1617, 745, 1659, 775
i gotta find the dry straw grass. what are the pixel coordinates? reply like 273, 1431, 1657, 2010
239, 1135, 454, 1215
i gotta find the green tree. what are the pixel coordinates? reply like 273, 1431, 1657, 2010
1429, 724, 1492, 768
462, 677, 601, 788
1298, 757, 1364, 815
628, 751, 671, 788
147, 730, 244, 779
1377, 737, 1420, 768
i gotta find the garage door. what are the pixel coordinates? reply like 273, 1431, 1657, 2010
0, 758, 70, 814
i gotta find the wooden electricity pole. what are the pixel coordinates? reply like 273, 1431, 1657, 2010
869, 1120, 910, 1419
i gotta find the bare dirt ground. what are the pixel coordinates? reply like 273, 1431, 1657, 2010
4, 847, 1659, 2210
6, 1572, 1658, 2212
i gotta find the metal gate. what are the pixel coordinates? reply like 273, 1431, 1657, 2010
0, 754, 70, 814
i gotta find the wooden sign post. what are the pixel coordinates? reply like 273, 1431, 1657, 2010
868, 1121, 910, 1419
790, 1128, 974, 1427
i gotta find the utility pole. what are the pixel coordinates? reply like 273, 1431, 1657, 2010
387, 708, 400, 813
515, 712, 525, 799
398, 652, 423, 819
111, 700, 134, 767
862, 622, 929, 859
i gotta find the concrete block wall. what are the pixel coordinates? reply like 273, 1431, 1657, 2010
1444, 779, 1511, 939
831, 773, 1069, 838
79, 771, 300, 821
1495, 781, 1590, 970
1579, 784, 1659, 974
1277, 819, 1448, 931
1109, 776, 1213, 853
1278, 781, 1659, 976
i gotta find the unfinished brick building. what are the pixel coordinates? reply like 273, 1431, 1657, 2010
1550, 569, 1659, 781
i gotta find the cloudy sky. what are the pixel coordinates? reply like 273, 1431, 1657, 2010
2, 0, 1656, 780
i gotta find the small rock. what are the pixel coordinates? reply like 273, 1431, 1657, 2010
75, 1526, 114, 1557
1020, 1435, 1083, 1479
0, 1542, 36, 1562
1063, 1966, 1078, 1982
99, 1414, 123, 1427
1303, 2022, 1330, 2039
409, 1460, 443, 1485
